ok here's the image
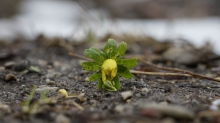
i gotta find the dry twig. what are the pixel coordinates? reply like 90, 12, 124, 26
139, 59, 220, 83
72, 101, 84, 111
130, 70, 191, 77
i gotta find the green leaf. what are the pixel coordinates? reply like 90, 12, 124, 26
117, 65, 134, 78
117, 58, 137, 68
104, 39, 117, 59
82, 62, 101, 71
29, 66, 41, 73
89, 72, 101, 82
115, 41, 127, 60
112, 75, 120, 90
21, 69, 29, 74
97, 79, 103, 89
84, 48, 106, 63
91, 48, 107, 60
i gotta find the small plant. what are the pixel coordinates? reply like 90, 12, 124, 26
82, 39, 137, 91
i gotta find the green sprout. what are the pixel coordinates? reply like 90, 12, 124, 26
82, 38, 137, 91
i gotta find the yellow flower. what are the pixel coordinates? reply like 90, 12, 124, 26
101, 59, 117, 82
58, 89, 68, 98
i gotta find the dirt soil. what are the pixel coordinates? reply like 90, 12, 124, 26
0, 35, 220, 123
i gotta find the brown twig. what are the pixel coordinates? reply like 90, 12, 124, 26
130, 70, 191, 77
68, 52, 93, 61
72, 101, 84, 111
139, 59, 220, 83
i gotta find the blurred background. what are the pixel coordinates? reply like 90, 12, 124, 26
0, 0, 220, 53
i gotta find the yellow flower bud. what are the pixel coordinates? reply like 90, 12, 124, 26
101, 59, 117, 82
58, 89, 68, 98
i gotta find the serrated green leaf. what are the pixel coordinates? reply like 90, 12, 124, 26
117, 58, 137, 68
91, 48, 107, 60
112, 75, 120, 90
82, 62, 101, 71
117, 65, 134, 78
104, 39, 117, 59
97, 79, 103, 89
89, 72, 101, 82
84, 48, 106, 64
115, 41, 127, 60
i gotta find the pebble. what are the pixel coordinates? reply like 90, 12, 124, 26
46, 81, 56, 85
0, 66, 5, 71
4, 74, 17, 82
135, 93, 141, 98
141, 88, 150, 93
84, 77, 89, 82
162, 47, 200, 65
67, 73, 74, 79
142, 108, 162, 119
197, 110, 220, 122
121, 91, 133, 100
77, 93, 86, 102
0, 102, 11, 113
45, 78, 50, 82
4, 61, 16, 68
55, 114, 70, 123
36, 85, 58, 93
114, 104, 133, 114
14, 60, 29, 72
141, 103, 195, 119
210, 99, 220, 110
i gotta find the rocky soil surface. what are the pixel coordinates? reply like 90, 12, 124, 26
0, 35, 220, 123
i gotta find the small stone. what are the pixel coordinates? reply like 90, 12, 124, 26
142, 108, 162, 119
36, 85, 58, 93
74, 76, 78, 80
46, 81, 56, 85
142, 103, 195, 119
59, 81, 67, 87
4, 61, 16, 68
197, 110, 220, 122
141, 88, 150, 93
85, 77, 89, 82
135, 93, 141, 98
55, 114, 70, 123
67, 73, 74, 79
0, 102, 11, 113
46, 78, 50, 82
19, 85, 26, 90
131, 85, 136, 91
14, 60, 29, 72
0, 66, 5, 71
210, 99, 220, 110
114, 104, 133, 114
77, 93, 86, 102
4, 74, 17, 82
121, 91, 133, 100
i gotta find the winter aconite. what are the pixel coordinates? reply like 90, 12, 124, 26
82, 39, 137, 91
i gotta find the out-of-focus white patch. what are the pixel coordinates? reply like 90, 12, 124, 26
0, 1, 220, 54
210, 99, 220, 110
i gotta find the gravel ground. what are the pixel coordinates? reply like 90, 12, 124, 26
0, 36, 220, 123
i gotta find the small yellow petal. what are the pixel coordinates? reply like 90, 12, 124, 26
102, 70, 106, 82
111, 67, 117, 78
58, 89, 68, 98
